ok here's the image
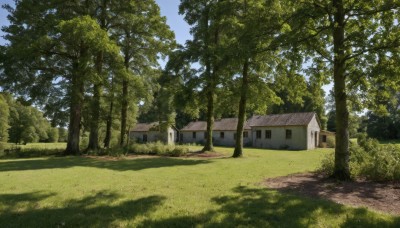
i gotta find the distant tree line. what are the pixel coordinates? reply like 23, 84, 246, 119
0, 93, 67, 144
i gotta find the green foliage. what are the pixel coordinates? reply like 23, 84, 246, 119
318, 135, 400, 181
326, 135, 336, 148
129, 142, 189, 157
0, 94, 9, 143
47, 128, 59, 143
58, 128, 67, 142
4, 95, 53, 144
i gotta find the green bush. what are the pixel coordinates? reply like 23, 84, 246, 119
318, 135, 400, 181
1, 147, 63, 158
169, 147, 190, 157
129, 142, 189, 157
326, 135, 336, 148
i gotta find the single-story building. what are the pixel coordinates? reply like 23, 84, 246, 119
319, 130, 336, 148
248, 112, 321, 150
180, 113, 322, 149
180, 118, 252, 147
129, 122, 178, 145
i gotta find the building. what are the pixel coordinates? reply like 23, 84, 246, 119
180, 118, 252, 147
129, 122, 177, 145
248, 112, 321, 150
180, 112, 322, 150
319, 130, 336, 148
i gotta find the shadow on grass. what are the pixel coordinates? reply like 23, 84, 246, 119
265, 173, 400, 215
0, 191, 165, 227
139, 186, 400, 227
0, 157, 211, 172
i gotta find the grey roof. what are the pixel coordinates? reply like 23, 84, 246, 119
214, 118, 251, 131
130, 122, 162, 132
180, 121, 207, 131
181, 118, 251, 132
248, 112, 317, 127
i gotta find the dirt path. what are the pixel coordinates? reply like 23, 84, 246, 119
264, 173, 400, 215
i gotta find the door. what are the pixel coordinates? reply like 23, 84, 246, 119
315, 132, 318, 148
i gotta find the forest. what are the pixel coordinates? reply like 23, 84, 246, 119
0, 0, 399, 181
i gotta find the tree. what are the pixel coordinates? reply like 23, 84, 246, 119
1, 0, 123, 155
112, 0, 175, 146
219, 0, 292, 157
285, 0, 400, 180
179, 0, 229, 152
0, 94, 9, 143
47, 127, 59, 143
5, 95, 52, 144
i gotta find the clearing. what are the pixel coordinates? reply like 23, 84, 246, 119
0, 146, 399, 227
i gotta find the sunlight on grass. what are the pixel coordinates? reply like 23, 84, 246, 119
0, 146, 399, 227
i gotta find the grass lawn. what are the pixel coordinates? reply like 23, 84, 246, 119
0, 146, 399, 227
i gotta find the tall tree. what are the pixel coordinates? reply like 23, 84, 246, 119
285, 0, 400, 179
179, 0, 228, 152
222, 0, 291, 157
113, 0, 175, 146
1, 0, 123, 155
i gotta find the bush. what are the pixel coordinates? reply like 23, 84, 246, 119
1, 146, 63, 158
169, 147, 190, 157
129, 142, 189, 157
317, 136, 400, 181
326, 135, 336, 148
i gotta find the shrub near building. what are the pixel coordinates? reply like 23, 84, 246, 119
319, 134, 400, 181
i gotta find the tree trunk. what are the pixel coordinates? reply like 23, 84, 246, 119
104, 98, 114, 148
87, 84, 102, 150
65, 62, 85, 155
202, 9, 218, 152
233, 59, 249, 158
202, 85, 215, 152
87, 52, 103, 151
120, 78, 128, 147
332, 0, 351, 180
103, 74, 114, 148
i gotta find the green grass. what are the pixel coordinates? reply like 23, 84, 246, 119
0, 146, 399, 227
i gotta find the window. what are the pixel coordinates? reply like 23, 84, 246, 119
180, 133, 183, 141
204, 132, 207, 139
143, 134, 148, 142
220, 132, 224, 139
322, 135, 327, 143
265, 130, 271, 139
193, 132, 196, 139
311, 131, 313, 138
256, 130, 261, 139
243, 131, 248, 138
286, 129, 292, 139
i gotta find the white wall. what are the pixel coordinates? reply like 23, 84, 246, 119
307, 116, 321, 149
180, 130, 251, 147
180, 131, 206, 144
213, 130, 252, 147
252, 126, 307, 150
130, 127, 177, 145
